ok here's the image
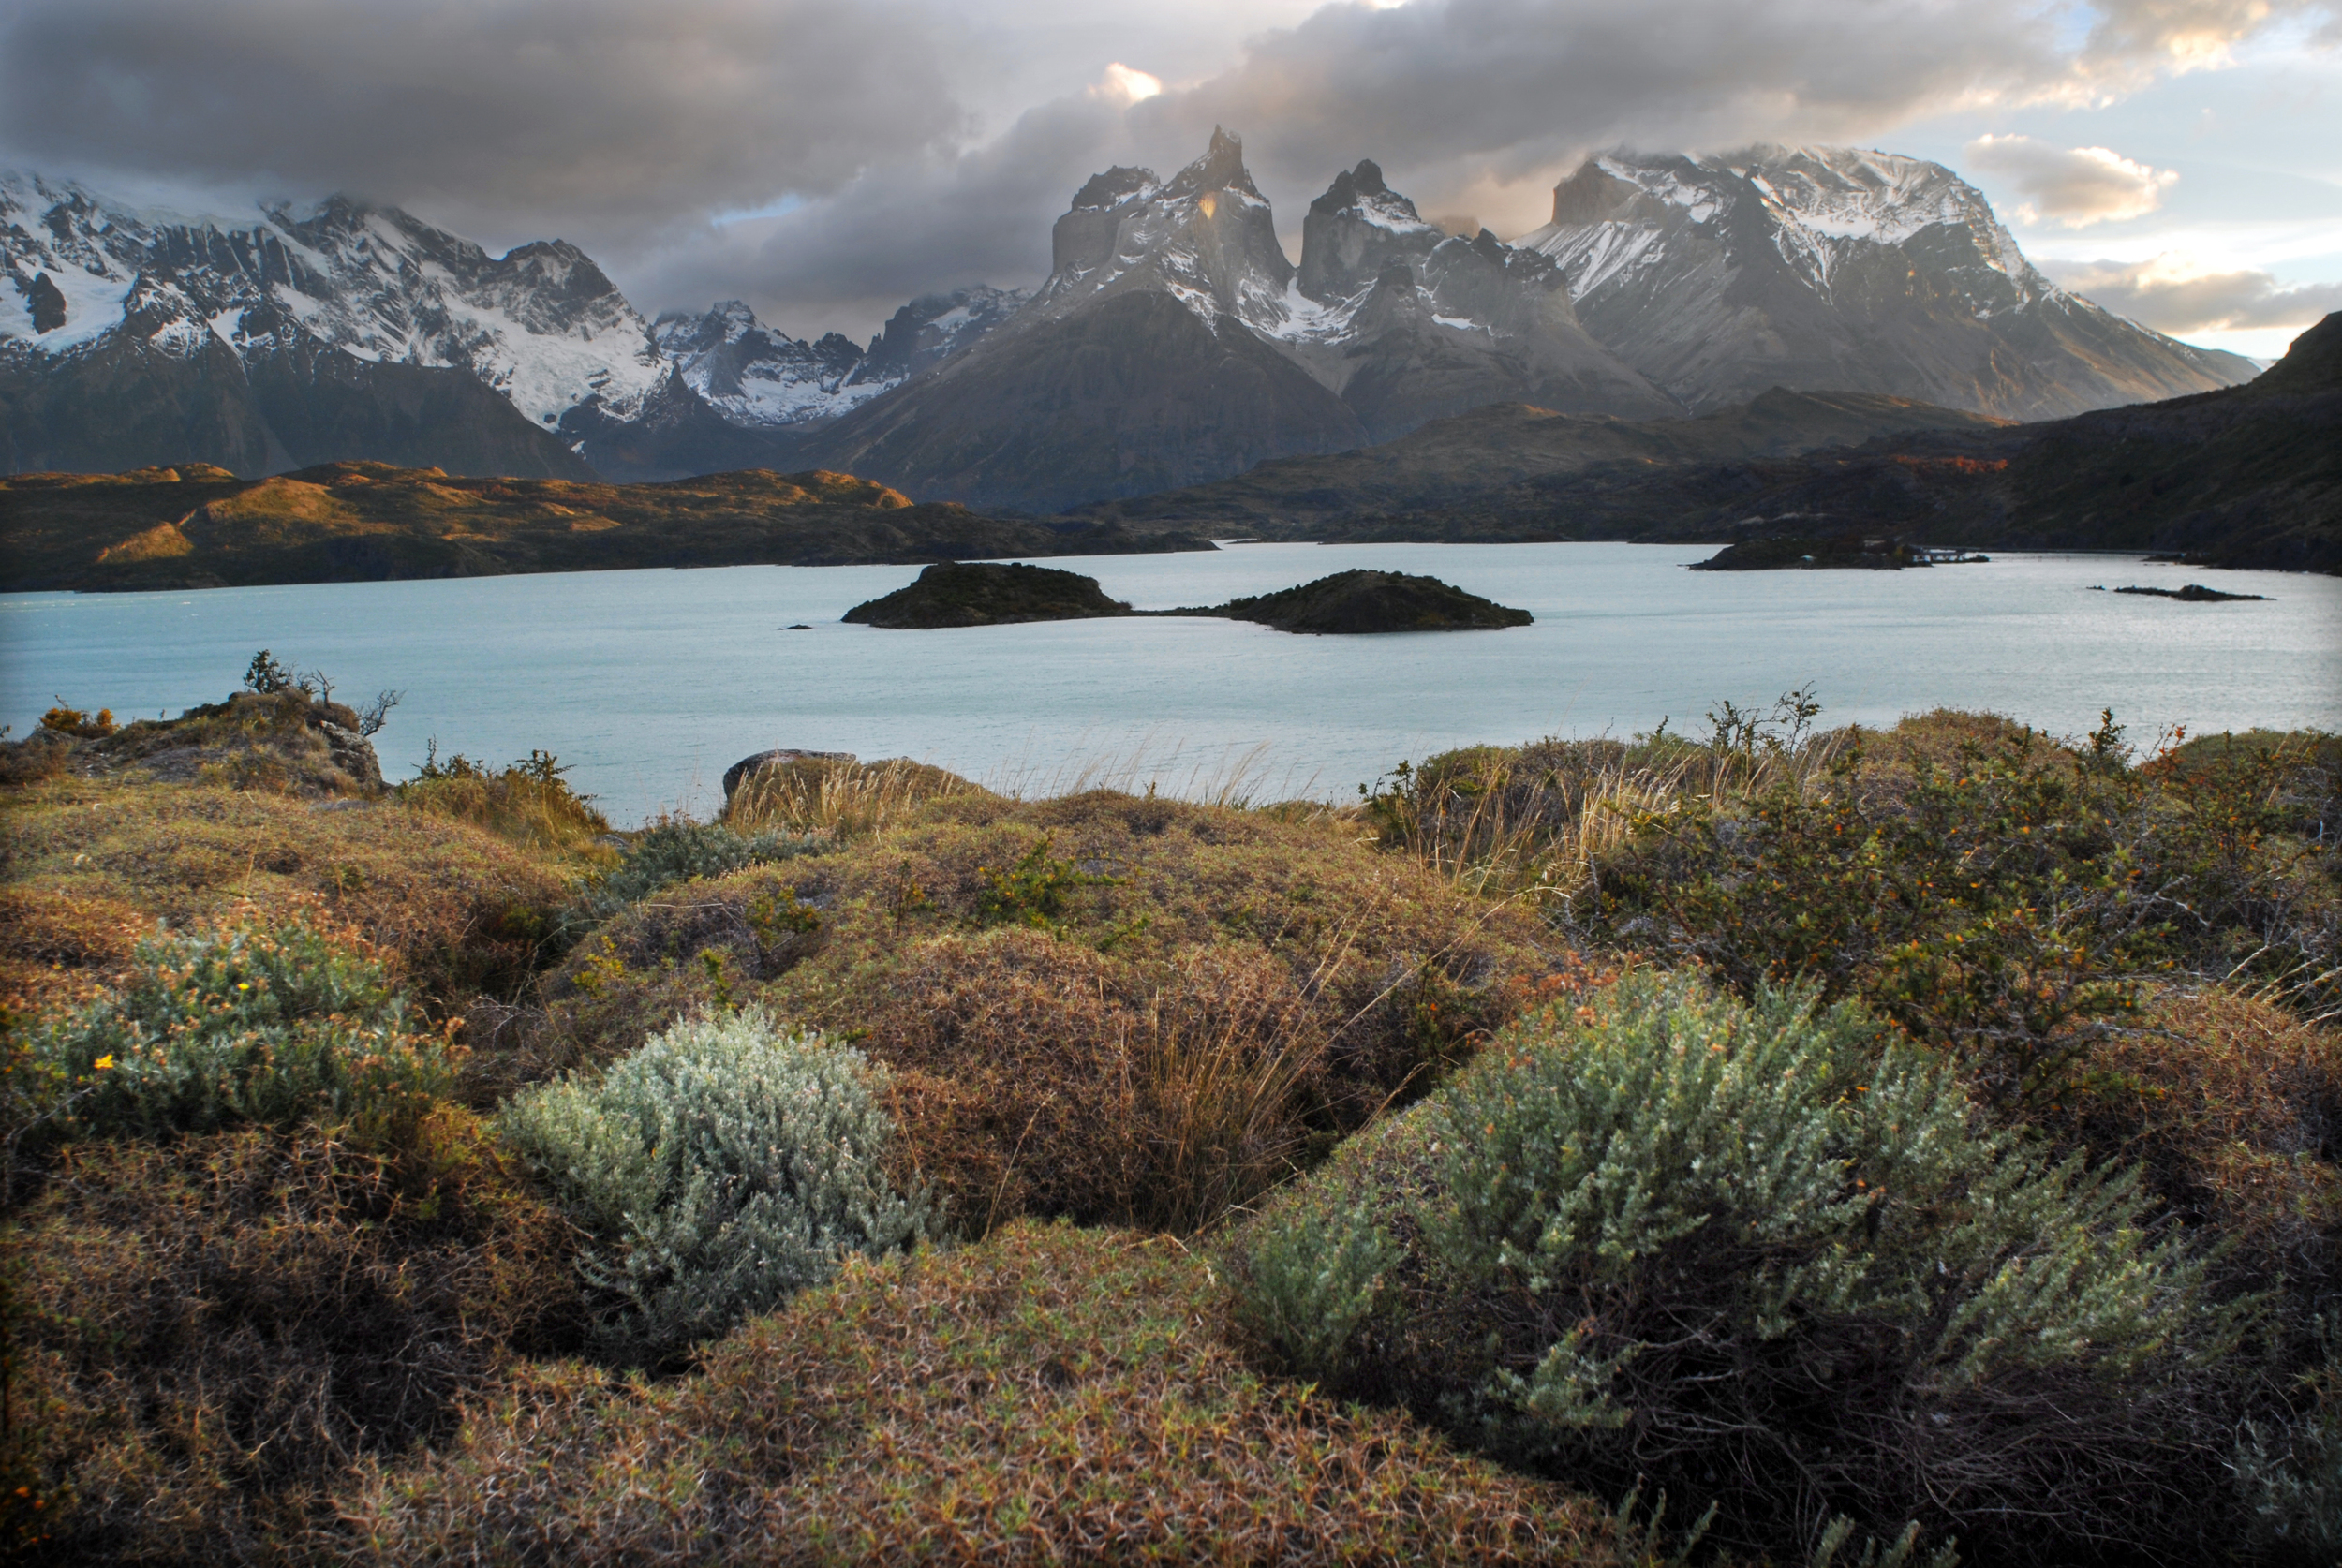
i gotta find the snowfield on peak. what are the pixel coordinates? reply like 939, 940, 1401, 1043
0, 170, 666, 432
1513, 143, 2253, 419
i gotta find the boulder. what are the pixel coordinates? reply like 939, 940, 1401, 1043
723, 749, 857, 803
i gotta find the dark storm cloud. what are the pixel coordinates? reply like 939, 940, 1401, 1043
1135, 0, 2067, 196
717, 86, 1145, 333
0, 0, 967, 240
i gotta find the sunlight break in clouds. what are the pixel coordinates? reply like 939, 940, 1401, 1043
1097, 62, 1164, 102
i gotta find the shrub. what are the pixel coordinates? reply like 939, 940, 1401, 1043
2059, 987, 2342, 1306
1584, 714, 2339, 1107
723, 753, 980, 838
500, 1008, 929, 1365
537, 790, 1557, 1228
398, 744, 611, 854
37, 703, 114, 739
559, 819, 825, 940
10, 1118, 577, 1565
0, 771, 572, 1018
337, 1220, 1621, 1566
2235, 1328, 2342, 1561
1238, 969, 2232, 1561
28, 917, 454, 1150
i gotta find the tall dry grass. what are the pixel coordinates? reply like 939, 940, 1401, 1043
1127, 945, 1349, 1234
1368, 714, 1851, 909
986, 734, 1323, 811
397, 747, 611, 856
723, 756, 979, 838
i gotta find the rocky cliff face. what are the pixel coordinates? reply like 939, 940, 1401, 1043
1276, 160, 1676, 438
802, 131, 1370, 510
801, 133, 1684, 506
1034, 128, 1299, 337
1518, 145, 2259, 418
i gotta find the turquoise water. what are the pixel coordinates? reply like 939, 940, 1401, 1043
4, 542, 2335, 825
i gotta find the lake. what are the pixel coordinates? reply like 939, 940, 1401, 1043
4, 542, 2335, 826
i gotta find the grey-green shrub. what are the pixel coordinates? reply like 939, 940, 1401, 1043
1238, 969, 2228, 1560
562, 821, 824, 939
1235, 1194, 1396, 1377
32, 918, 452, 1148
2234, 1331, 2342, 1561
500, 1007, 928, 1364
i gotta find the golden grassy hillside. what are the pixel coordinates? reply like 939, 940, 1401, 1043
0, 461, 1205, 591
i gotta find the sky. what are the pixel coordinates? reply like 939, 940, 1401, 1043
1, 0, 2336, 360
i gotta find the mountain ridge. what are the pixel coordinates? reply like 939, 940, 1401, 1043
2, 143, 2277, 506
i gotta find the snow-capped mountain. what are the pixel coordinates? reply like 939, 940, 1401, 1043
1033, 128, 1298, 337
852, 286, 1030, 388
799, 130, 1371, 510
2, 172, 667, 426
1, 170, 659, 476
652, 301, 875, 428
797, 133, 1681, 506
1517, 145, 2257, 418
649, 286, 1030, 433
1275, 159, 1673, 437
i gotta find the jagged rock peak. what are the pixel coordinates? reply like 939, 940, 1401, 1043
1297, 158, 1442, 303
1042, 128, 1293, 325
1072, 167, 1159, 211
1166, 126, 1262, 201
1312, 158, 1422, 220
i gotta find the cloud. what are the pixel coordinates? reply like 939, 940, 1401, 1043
1, 0, 2333, 335
1964, 134, 2179, 226
699, 76, 1149, 336
2048, 253, 2342, 331
1097, 63, 1164, 104
0, 0, 968, 243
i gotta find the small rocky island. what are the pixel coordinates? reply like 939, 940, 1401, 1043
2094, 583, 2271, 602
1187, 570, 1533, 633
1691, 532, 1984, 571
842, 561, 1134, 628
844, 563, 1534, 634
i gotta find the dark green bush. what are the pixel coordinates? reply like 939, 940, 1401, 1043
1237, 969, 2234, 1561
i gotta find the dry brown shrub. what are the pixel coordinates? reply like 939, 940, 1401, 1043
336, 1220, 1620, 1566
2066, 985, 2342, 1298
535, 791, 1558, 1230
840, 930, 1327, 1233
8, 688, 388, 799
0, 777, 574, 1012
11, 1113, 579, 1565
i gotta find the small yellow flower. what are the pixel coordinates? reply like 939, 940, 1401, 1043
236, 983, 250, 991
94, 1055, 114, 1071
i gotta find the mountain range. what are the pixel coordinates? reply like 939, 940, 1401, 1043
2, 138, 2262, 510
1092, 309, 2338, 573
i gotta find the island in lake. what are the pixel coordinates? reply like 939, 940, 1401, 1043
842, 562, 1135, 628
2093, 584, 2272, 602
1689, 531, 1987, 571
841, 564, 1533, 633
